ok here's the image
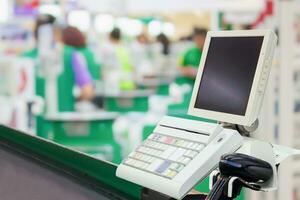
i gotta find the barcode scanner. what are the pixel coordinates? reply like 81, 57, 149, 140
219, 153, 273, 183
205, 153, 273, 200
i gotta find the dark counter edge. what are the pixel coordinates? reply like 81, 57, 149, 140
0, 125, 142, 199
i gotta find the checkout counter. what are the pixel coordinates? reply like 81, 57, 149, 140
0, 124, 218, 200
136, 73, 176, 96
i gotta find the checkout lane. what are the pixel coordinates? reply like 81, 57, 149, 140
0, 13, 228, 199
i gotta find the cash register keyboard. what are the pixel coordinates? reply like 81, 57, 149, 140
117, 116, 244, 199
123, 133, 206, 179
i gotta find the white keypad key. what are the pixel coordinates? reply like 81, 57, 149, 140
138, 146, 150, 154
159, 143, 169, 151
155, 161, 172, 174
190, 143, 199, 149
170, 163, 185, 172
177, 157, 191, 165
147, 159, 164, 172
163, 169, 177, 178
146, 141, 168, 151
187, 142, 195, 149
161, 146, 177, 159
184, 150, 198, 158
177, 140, 184, 146
124, 158, 134, 165
169, 148, 186, 161
181, 141, 190, 148
196, 144, 205, 152
145, 155, 156, 162
182, 157, 191, 165
131, 153, 154, 163
125, 158, 148, 169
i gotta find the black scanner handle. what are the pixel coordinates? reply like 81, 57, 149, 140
219, 153, 273, 183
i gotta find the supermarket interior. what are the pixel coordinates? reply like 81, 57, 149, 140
1, 0, 300, 200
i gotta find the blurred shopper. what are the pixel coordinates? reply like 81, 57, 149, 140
22, 14, 57, 97
21, 14, 57, 137
59, 26, 97, 111
168, 28, 207, 114
101, 28, 135, 91
131, 33, 153, 78
22, 14, 56, 56
157, 33, 171, 56
177, 27, 207, 85
155, 33, 175, 75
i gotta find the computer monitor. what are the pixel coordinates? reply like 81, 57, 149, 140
188, 30, 277, 126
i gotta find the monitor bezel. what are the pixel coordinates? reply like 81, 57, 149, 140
188, 30, 273, 126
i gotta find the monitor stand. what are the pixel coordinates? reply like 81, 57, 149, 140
220, 119, 259, 137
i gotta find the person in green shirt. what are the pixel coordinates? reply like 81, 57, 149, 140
21, 15, 98, 137
101, 28, 136, 91
169, 28, 207, 116
177, 27, 207, 86
59, 26, 97, 112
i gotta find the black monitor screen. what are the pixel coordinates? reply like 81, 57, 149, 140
194, 36, 264, 116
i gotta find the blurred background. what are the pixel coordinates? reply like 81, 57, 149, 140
0, 0, 299, 199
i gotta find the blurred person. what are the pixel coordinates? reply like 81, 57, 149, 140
59, 26, 98, 111
137, 33, 149, 44
22, 14, 57, 97
157, 33, 171, 56
22, 14, 57, 57
101, 28, 135, 91
177, 27, 207, 85
20, 14, 58, 137
153, 33, 175, 76
131, 33, 153, 78
168, 28, 207, 113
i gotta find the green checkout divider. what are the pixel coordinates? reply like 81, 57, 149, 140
43, 119, 122, 164
105, 97, 149, 112
138, 83, 170, 96
156, 84, 170, 96
0, 125, 142, 200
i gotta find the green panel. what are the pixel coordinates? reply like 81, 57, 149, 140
156, 84, 169, 96
195, 177, 210, 193
138, 84, 170, 96
58, 140, 122, 164
142, 125, 156, 140
236, 191, 245, 200
36, 117, 53, 138
105, 97, 149, 113
48, 120, 115, 141
0, 125, 142, 199
44, 120, 122, 164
